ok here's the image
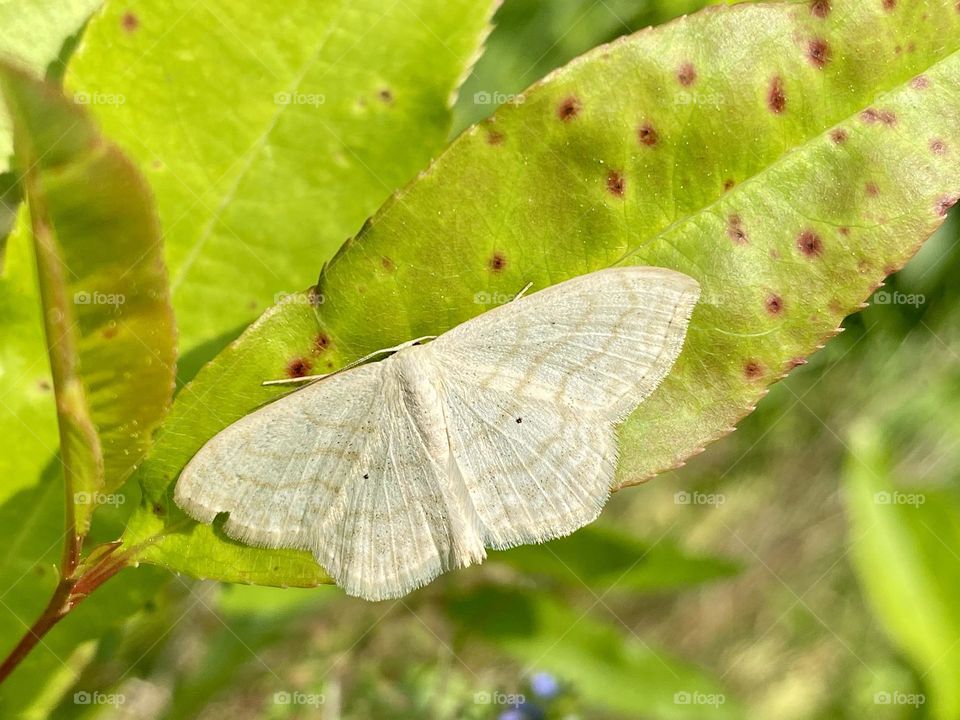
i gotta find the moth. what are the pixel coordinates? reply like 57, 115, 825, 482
175, 266, 700, 600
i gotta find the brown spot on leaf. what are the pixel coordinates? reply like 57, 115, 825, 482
811, 0, 830, 17
489, 252, 507, 272
911, 75, 930, 89
865, 181, 880, 197
930, 138, 947, 156
883, 0, 896, 10
287, 358, 312, 378
768, 76, 786, 114
744, 361, 764, 380
723, 178, 736, 192
726, 215, 748, 244
637, 122, 658, 146
765, 294, 784, 315
378, 88, 394, 103
830, 128, 848, 144
857, 258, 871, 273
677, 62, 697, 86
102, 325, 119, 339
797, 229, 824, 257
557, 96, 581, 121
486, 130, 504, 145
860, 108, 897, 126
381, 256, 396, 272
121, 11, 139, 32
788, 357, 808, 369
606, 171, 626, 197
315, 333, 331, 353
38, 379, 51, 392
152, 502, 165, 516
808, 39, 830, 68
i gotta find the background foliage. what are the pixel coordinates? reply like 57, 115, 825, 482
1, 1, 959, 719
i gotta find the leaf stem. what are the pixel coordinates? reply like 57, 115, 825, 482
0, 543, 129, 686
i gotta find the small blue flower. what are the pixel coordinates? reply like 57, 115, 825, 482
529, 671, 560, 699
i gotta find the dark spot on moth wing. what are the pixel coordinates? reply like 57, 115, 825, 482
765, 294, 784, 315
363, 473, 369, 479
637, 122, 658, 146
286, 358, 312, 377
768, 76, 786, 114
557, 96, 581, 121
606, 171, 626, 197
121, 11, 139, 32
744, 361, 764, 380
726, 215, 748, 244
488, 252, 507, 272
516, 417, 522, 424
807, 39, 830, 68
677, 62, 697, 86
811, 0, 830, 17
797, 229, 824, 257
830, 128, 848, 144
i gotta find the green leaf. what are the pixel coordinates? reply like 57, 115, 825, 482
844, 417, 960, 719
1, 65, 177, 532
66, 0, 498, 374
492, 524, 741, 592
124, 0, 960, 589
0, 0, 100, 174
446, 585, 741, 719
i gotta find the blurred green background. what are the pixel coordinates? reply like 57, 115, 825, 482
34, 1, 960, 718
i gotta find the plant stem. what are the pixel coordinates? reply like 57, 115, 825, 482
0, 545, 128, 685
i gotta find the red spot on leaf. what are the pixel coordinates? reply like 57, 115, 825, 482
830, 128, 848, 144
883, 0, 896, 9
768, 76, 786, 114
637, 122, 659, 146
811, 0, 830, 16
121, 11, 139, 32
797, 229, 824, 257
861, 108, 897, 126
727, 215, 748, 244
102, 325, 119, 339
287, 358, 312, 378
677, 62, 697, 86
808, 39, 830, 68
315, 334, 331, 353
489, 252, 507, 272
930, 138, 947, 156
557, 96, 581, 121
910, 75, 930, 89
744, 361, 764, 380
765, 294, 784, 315
936, 195, 958, 216
865, 182, 880, 197
606, 171, 626, 197
840, 227, 851, 236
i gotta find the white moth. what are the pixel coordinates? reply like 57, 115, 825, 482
174, 266, 700, 601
